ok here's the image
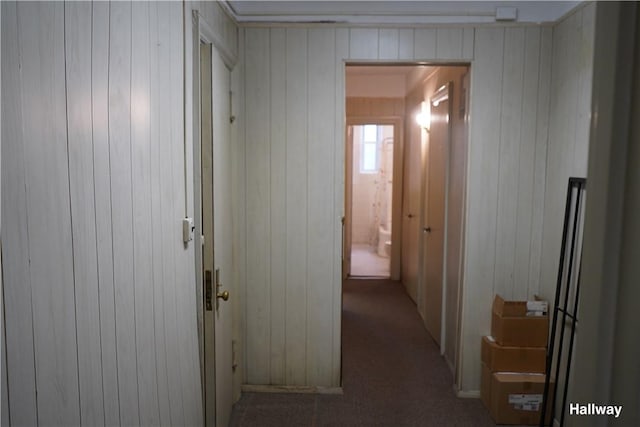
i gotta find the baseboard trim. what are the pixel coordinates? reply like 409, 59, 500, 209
241, 384, 344, 395
456, 389, 481, 398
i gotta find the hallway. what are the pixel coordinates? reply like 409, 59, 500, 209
230, 279, 494, 426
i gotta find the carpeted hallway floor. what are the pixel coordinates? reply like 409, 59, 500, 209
229, 279, 495, 426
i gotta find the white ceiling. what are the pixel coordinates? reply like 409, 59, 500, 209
224, 1, 581, 25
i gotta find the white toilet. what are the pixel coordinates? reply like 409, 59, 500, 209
377, 226, 391, 258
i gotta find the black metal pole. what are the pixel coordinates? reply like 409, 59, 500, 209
540, 179, 574, 427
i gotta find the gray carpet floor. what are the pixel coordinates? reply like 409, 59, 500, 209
229, 279, 495, 426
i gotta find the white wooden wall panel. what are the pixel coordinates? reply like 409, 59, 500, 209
158, 3, 190, 424
1, 2, 38, 424
284, 28, 309, 386
528, 27, 553, 297
108, 4, 140, 424
349, 28, 378, 59
513, 27, 541, 299
64, 3, 105, 424
494, 27, 525, 298
269, 28, 287, 385
91, 3, 121, 424
19, 3, 81, 423
414, 28, 436, 59
435, 28, 463, 60
157, 4, 185, 424
378, 28, 399, 60
148, 3, 172, 424
540, 4, 595, 301
169, 1, 201, 422
239, 23, 566, 391
306, 28, 336, 387
462, 28, 475, 60
459, 27, 504, 391
2, 2, 205, 424
573, 5, 595, 183
398, 28, 414, 60
131, 3, 161, 425
245, 27, 272, 384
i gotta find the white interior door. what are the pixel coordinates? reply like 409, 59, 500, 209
200, 41, 233, 426
343, 126, 354, 279
211, 44, 233, 427
422, 86, 451, 346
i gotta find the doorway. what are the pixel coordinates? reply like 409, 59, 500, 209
193, 15, 235, 427
343, 63, 470, 385
347, 123, 395, 278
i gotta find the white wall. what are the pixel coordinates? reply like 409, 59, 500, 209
1, 1, 214, 424
238, 24, 558, 392
539, 3, 595, 302
569, 3, 639, 425
345, 73, 406, 97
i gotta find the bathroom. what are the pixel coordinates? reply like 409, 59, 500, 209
350, 124, 394, 277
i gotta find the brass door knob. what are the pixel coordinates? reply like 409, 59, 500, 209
217, 290, 229, 301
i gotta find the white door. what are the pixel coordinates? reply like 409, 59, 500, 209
211, 44, 233, 427
343, 126, 354, 279
200, 41, 233, 427
421, 85, 451, 345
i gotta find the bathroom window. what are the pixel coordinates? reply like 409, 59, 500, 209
360, 124, 379, 174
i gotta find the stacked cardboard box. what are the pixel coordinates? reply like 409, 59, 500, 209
480, 295, 554, 425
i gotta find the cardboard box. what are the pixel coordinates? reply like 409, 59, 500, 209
492, 294, 548, 317
485, 371, 555, 425
481, 336, 546, 373
480, 362, 492, 409
491, 295, 549, 347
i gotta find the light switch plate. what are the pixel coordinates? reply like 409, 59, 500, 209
183, 217, 194, 243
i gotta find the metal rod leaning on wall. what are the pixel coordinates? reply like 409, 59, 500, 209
540, 177, 586, 427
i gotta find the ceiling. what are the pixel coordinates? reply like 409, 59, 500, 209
224, 1, 581, 25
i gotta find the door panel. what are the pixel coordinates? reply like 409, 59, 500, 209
402, 102, 422, 303
200, 42, 216, 425
211, 46, 233, 427
343, 126, 353, 279
201, 42, 233, 427
422, 92, 451, 345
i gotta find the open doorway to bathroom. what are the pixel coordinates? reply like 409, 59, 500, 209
348, 123, 395, 277
342, 66, 407, 281
342, 63, 470, 387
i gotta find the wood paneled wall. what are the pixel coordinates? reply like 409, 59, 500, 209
1, 2, 204, 424
237, 24, 569, 392
460, 25, 554, 392
539, 4, 595, 301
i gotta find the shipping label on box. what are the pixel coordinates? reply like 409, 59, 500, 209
508, 393, 543, 411
487, 372, 554, 425
526, 301, 548, 316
